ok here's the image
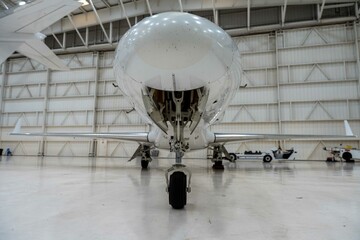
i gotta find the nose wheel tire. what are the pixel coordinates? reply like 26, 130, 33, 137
168, 171, 187, 209
141, 160, 149, 169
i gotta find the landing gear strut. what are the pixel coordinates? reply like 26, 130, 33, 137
129, 144, 152, 169
212, 145, 224, 170
140, 145, 151, 169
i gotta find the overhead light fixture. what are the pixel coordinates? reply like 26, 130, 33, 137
18, 1, 26, 6
78, 0, 89, 6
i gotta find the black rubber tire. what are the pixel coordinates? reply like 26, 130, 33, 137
263, 154, 273, 162
141, 160, 149, 169
168, 172, 187, 209
229, 153, 237, 162
212, 161, 224, 170
342, 152, 352, 162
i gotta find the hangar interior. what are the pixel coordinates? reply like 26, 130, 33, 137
0, 0, 359, 160
1, 1, 360, 239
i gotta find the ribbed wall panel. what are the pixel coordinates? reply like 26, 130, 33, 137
51, 69, 95, 83
278, 62, 354, 83
45, 141, 90, 156
48, 81, 94, 97
47, 111, 91, 126
282, 25, 353, 48
4, 99, 44, 112
59, 53, 95, 68
280, 81, 358, 102
224, 104, 278, 122
1, 23, 359, 160
235, 34, 274, 52
4, 112, 43, 127
99, 68, 115, 80
96, 110, 143, 125
243, 68, 277, 86
279, 44, 355, 66
282, 121, 359, 135
242, 52, 276, 69
280, 101, 351, 121
6, 72, 45, 85
231, 87, 277, 105
96, 95, 131, 109
48, 98, 93, 111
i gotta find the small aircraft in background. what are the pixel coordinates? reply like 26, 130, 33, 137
11, 12, 357, 209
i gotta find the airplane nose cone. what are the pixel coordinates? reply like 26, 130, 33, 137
115, 12, 239, 91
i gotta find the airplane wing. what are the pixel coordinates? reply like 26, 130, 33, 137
0, 0, 81, 33
10, 118, 149, 143
213, 121, 357, 143
10, 131, 150, 143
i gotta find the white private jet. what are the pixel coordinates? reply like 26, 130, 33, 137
0, 0, 82, 70
11, 12, 356, 209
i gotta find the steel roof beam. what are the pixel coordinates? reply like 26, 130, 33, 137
89, 0, 111, 43
145, 0, 152, 15
43, 0, 358, 35
67, 14, 87, 46
323, 3, 355, 9
101, 0, 111, 8
118, 0, 131, 27
47, 27, 64, 48
247, 0, 250, 29
318, 0, 326, 21
212, 0, 218, 25
178, 0, 183, 12
281, 0, 288, 26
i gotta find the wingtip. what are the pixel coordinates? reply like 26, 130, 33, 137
11, 118, 22, 135
344, 120, 354, 136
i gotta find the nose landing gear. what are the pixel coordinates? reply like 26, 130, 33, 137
165, 164, 192, 209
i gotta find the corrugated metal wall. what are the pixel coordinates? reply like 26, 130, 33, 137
0, 23, 359, 161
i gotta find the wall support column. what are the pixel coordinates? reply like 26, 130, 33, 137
90, 52, 99, 157
39, 69, 50, 156
353, 22, 360, 99
275, 31, 282, 134
0, 62, 7, 143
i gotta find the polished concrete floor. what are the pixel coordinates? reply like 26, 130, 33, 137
0, 156, 359, 240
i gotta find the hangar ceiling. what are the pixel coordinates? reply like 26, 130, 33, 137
2, 0, 359, 53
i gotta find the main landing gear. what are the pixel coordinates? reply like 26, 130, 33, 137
129, 144, 152, 169
211, 145, 234, 170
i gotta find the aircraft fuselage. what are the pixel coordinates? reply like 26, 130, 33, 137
113, 12, 241, 151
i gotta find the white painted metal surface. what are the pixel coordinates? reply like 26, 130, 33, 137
0, 0, 82, 70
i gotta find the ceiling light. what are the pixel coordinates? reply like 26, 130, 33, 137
18, 1, 26, 6
78, 0, 89, 6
